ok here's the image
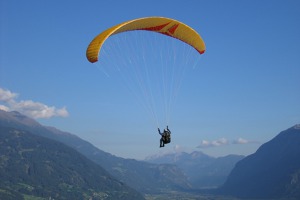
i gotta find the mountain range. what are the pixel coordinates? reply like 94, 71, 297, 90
146, 151, 244, 188
2, 110, 299, 199
0, 126, 144, 200
219, 124, 300, 199
0, 110, 243, 193
0, 110, 191, 194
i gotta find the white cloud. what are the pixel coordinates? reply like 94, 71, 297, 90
0, 87, 69, 119
0, 87, 18, 102
0, 104, 10, 111
197, 138, 229, 148
200, 140, 210, 147
233, 137, 260, 145
212, 138, 228, 146
233, 137, 249, 144
197, 137, 259, 148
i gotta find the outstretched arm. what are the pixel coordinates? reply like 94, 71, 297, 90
167, 126, 171, 134
158, 128, 162, 135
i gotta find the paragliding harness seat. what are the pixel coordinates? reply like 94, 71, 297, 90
159, 127, 171, 147
163, 132, 171, 144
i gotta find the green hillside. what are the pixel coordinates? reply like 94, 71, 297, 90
0, 126, 144, 200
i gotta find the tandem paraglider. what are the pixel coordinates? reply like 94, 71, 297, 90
86, 16, 206, 147
158, 126, 171, 148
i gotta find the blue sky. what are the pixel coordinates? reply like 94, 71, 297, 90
1, 0, 300, 159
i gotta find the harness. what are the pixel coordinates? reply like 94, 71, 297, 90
163, 131, 171, 144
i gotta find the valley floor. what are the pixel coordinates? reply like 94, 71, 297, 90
144, 191, 240, 200
144, 192, 299, 200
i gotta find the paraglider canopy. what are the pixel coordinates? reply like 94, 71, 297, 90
86, 16, 206, 63
86, 16, 206, 128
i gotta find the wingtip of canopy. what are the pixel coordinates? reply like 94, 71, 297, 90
198, 49, 205, 54
87, 57, 98, 63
